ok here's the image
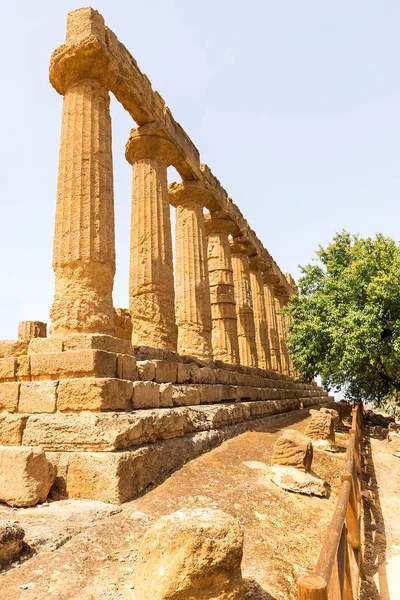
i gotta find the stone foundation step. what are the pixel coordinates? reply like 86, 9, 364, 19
0, 397, 330, 452
44, 404, 328, 504
0, 378, 329, 414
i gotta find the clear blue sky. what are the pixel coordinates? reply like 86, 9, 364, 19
1, 1, 399, 340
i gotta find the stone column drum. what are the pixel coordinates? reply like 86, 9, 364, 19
275, 295, 290, 375
204, 214, 240, 364
230, 240, 258, 368
169, 181, 213, 361
125, 129, 177, 351
249, 258, 271, 370
263, 280, 282, 372
49, 13, 118, 336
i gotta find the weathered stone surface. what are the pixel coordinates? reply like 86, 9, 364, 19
114, 308, 133, 341
306, 409, 335, 442
159, 383, 173, 408
0, 414, 28, 445
16, 356, 31, 381
137, 360, 156, 381
0, 340, 29, 359
321, 407, 340, 428
57, 378, 133, 411
154, 360, 178, 383
0, 382, 19, 413
28, 337, 64, 354
249, 257, 270, 370
63, 333, 132, 355
18, 321, 47, 342
0, 521, 25, 566
387, 429, 400, 453
134, 508, 244, 600
0, 446, 55, 507
272, 429, 313, 472
270, 465, 328, 497
30, 350, 117, 380
172, 385, 201, 406
132, 381, 160, 409
177, 362, 191, 383
0, 357, 17, 382
117, 353, 137, 380
19, 381, 57, 413
366, 410, 395, 428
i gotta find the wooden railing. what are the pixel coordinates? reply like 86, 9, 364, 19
297, 404, 364, 600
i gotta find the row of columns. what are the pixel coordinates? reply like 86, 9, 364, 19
48, 34, 295, 376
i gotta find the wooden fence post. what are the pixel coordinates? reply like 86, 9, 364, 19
297, 575, 328, 599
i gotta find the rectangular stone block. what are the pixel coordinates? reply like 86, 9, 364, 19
137, 360, 156, 381
18, 321, 47, 342
0, 414, 28, 445
177, 363, 191, 383
30, 350, 117, 380
0, 358, 17, 382
63, 334, 133, 356
16, 356, 31, 381
57, 378, 133, 412
28, 338, 64, 354
117, 354, 137, 380
159, 383, 173, 408
154, 360, 178, 383
190, 366, 216, 384
0, 382, 19, 413
0, 341, 29, 359
132, 381, 160, 409
19, 381, 58, 413
172, 385, 201, 407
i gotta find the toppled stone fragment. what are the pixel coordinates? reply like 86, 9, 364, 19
272, 429, 313, 472
0, 521, 25, 566
270, 465, 328, 497
306, 409, 338, 451
134, 508, 244, 600
0, 446, 55, 507
321, 407, 340, 428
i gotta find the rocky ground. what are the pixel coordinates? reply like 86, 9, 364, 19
0, 407, 353, 599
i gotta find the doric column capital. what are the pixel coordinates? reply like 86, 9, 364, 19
229, 238, 252, 256
50, 39, 118, 95
248, 255, 267, 272
125, 123, 182, 167
169, 180, 212, 208
204, 212, 237, 236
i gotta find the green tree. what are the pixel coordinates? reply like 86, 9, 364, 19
285, 231, 400, 403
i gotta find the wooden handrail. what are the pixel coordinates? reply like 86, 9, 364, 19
297, 403, 363, 599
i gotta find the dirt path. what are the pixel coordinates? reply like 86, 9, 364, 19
0, 408, 350, 600
360, 426, 400, 600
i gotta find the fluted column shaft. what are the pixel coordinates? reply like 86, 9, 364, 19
205, 216, 240, 364
275, 295, 290, 375
49, 24, 118, 337
263, 282, 281, 372
126, 131, 177, 350
169, 182, 213, 360
249, 259, 271, 370
230, 242, 258, 368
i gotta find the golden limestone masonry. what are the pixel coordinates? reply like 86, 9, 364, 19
0, 7, 333, 506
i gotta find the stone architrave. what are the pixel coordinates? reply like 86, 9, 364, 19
204, 213, 240, 364
274, 295, 290, 375
169, 181, 213, 361
134, 508, 244, 600
125, 125, 178, 351
229, 239, 258, 368
249, 257, 271, 370
262, 279, 282, 372
49, 9, 118, 337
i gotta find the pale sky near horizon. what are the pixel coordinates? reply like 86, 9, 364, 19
0, 1, 399, 340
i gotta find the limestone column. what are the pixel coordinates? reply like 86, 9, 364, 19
249, 258, 271, 370
125, 129, 177, 350
204, 215, 240, 364
230, 240, 258, 368
263, 280, 282, 372
169, 181, 213, 360
49, 12, 118, 336
275, 295, 290, 375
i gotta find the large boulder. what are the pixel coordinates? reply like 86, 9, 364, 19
270, 465, 328, 497
366, 410, 395, 428
272, 429, 313, 472
321, 407, 340, 428
306, 410, 337, 451
134, 508, 244, 600
0, 446, 55, 507
0, 521, 25, 566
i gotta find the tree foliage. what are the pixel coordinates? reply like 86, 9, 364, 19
285, 231, 400, 403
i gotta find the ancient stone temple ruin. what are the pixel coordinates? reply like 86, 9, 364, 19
0, 8, 332, 505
